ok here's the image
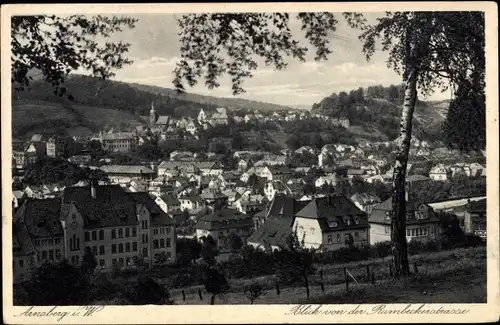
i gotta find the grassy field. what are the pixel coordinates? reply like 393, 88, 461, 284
168, 247, 486, 305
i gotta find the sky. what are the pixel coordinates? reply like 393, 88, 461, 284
95, 13, 453, 107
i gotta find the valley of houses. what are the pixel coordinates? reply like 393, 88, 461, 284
11, 106, 487, 283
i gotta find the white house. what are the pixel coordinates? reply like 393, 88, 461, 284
429, 164, 450, 181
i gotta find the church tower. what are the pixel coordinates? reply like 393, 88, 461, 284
149, 101, 156, 126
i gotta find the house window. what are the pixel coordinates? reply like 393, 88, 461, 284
100, 259, 105, 267
112, 244, 117, 254
166, 238, 171, 248
85, 232, 90, 241
337, 234, 341, 242
118, 228, 123, 238
154, 229, 159, 235
119, 258, 124, 267
385, 226, 390, 234
48, 250, 54, 260
126, 243, 131, 252
142, 234, 148, 244
406, 229, 411, 236
92, 231, 97, 241
75, 255, 80, 265
132, 242, 138, 251
125, 228, 130, 237
92, 246, 98, 256
132, 227, 137, 237
160, 239, 165, 248
142, 248, 149, 257
142, 220, 149, 229
99, 230, 104, 241
153, 240, 159, 249
327, 235, 333, 244
99, 246, 105, 255
55, 250, 61, 260
111, 229, 116, 239
126, 257, 131, 266
118, 243, 124, 253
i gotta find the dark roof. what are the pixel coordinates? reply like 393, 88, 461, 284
266, 195, 311, 224
247, 218, 292, 251
159, 194, 181, 206
195, 208, 253, 230
467, 198, 486, 212
294, 194, 369, 232
368, 197, 440, 225
62, 185, 138, 229
13, 222, 36, 256
14, 198, 64, 238
128, 192, 175, 226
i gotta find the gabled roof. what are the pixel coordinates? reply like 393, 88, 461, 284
14, 198, 64, 238
159, 194, 181, 206
100, 165, 154, 175
195, 208, 253, 230
129, 192, 174, 226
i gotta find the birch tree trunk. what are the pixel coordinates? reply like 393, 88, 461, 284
391, 62, 418, 278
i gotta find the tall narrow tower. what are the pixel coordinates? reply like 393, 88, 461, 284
149, 101, 156, 126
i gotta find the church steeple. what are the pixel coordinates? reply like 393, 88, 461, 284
150, 101, 156, 126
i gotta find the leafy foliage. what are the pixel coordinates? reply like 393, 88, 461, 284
12, 15, 137, 96
243, 281, 267, 304
174, 13, 344, 95
124, 275, 174, 305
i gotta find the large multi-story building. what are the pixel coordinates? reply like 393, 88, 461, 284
99, 132, 136, 153
12, 183, 176, 283
46, 135, 66, 158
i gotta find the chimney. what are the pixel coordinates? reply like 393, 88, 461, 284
90, 179, 97, 199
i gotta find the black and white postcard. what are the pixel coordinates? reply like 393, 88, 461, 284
1, 2, 499, 324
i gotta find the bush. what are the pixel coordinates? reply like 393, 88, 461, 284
123, 275, 174, 305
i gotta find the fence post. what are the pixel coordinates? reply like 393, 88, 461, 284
275, 280, 281, 295
198, 288, 203, 301
182, 290, 186, 302
366, 265, 370, 282
344, 267, 349, 292
371, 272, 375, 285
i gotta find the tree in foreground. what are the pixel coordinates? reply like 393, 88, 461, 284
11, 15, 137, 96
22, 260, 89, 305
174, 11, 485, 278
243, 281, 267, 304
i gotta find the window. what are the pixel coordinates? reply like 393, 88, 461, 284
92, 231, 97, 241
99, 246, 105, 255
125, 228, 130, 237
385, 226, 390, 234
112, 259, 117, 267
337, 234, 341, 242
153, 240, 159, 249
85, 232, 90, 241
92, 246, 98, 256
75, 255, 80, 265
99, 230, 104, 241
126, 243, 131, 252
406, 229, 411, 236
354, 217, 360, 225
126, 257, 131, 266
154, 229, 159, 235
132, 227, 137, 237
112, 244, 117, 254
142, 248, 149, 257
132, 242, 138, 251
111, 229, 116, 239
118, 243, 124, 253
142, 220, 149, 229
118, 228, 123, 238
142, 234, 148, 244
99, 259, 105, 267
327, 235, 333, 244
166, 227, 171, 234
166, 238, 171, 248
160, 239, 165, 248
55, 250, 61, 260
119, 258, 124, 267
